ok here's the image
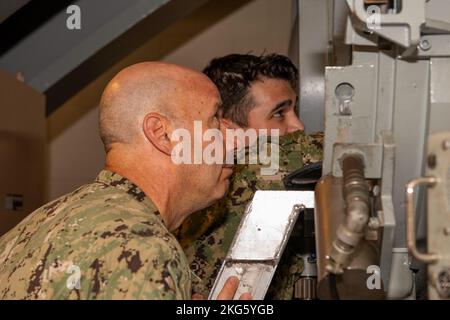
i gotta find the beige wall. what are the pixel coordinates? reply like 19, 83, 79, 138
47, 0, 293, 200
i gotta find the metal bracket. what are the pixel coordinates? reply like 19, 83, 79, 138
417, 35, 450, 58
347, 0, 426, 49
208, 191, 314, 300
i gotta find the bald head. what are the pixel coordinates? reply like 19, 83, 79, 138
101, 62, 229, 229
99, 61, 216, 151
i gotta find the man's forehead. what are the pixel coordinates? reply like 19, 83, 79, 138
195, 79, 221, 103
250, 79, 295, 103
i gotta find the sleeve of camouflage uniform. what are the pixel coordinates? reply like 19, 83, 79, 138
178, 130, 323, 298
0, 171, 192, 300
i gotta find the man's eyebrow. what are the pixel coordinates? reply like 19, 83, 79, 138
271, 99, 293, 113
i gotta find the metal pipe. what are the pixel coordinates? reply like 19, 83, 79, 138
327, 154, 370, 274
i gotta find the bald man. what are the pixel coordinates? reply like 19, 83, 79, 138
0, 62, 246, 300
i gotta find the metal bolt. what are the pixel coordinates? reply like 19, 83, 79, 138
443, 140, 450, 151
419, 39, 432, 51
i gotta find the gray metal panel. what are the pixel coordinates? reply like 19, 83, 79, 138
375, 50, 396, 133
429, 58, 450, 133
288, 0, 299, 67
425, 0, 450, 32
323, 56, 378, 174
297, 0, 331, 133
417, 35, 450, 58
391, 59, 430, 247
418, 58, 450, 241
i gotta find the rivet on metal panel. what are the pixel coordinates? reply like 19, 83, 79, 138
419, 38, 432, 51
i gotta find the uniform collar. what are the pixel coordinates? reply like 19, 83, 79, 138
95, 169, 161, 216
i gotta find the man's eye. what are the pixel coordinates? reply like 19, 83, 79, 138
272, 111, 284, 118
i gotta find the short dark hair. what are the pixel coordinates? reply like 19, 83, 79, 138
203, 53, 298, 127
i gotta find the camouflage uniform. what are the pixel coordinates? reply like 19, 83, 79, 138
0, 170, 191, 300
177, 130, 323, 299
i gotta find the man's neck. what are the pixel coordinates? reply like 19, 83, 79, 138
105, 145, 183, 231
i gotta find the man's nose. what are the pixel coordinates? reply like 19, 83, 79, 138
286, 113, 304, 133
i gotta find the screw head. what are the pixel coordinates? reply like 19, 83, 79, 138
420, 39, 432, 51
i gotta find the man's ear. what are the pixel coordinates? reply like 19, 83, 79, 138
142, 112, 172, 156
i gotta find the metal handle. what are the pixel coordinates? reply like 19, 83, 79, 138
406, 177, 440, 264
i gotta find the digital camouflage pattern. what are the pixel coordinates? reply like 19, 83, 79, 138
0, 170, 191, 300
177, 130, 323, 299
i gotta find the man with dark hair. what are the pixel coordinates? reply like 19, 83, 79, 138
177, 54, 323, 299
203, 53, 304, 134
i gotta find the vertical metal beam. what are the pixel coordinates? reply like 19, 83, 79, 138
391, 59, 430, 247
297, 0, 332, 133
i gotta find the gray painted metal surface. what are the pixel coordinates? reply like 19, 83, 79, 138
318, 0, 450, 298
296, 0, 331, 133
